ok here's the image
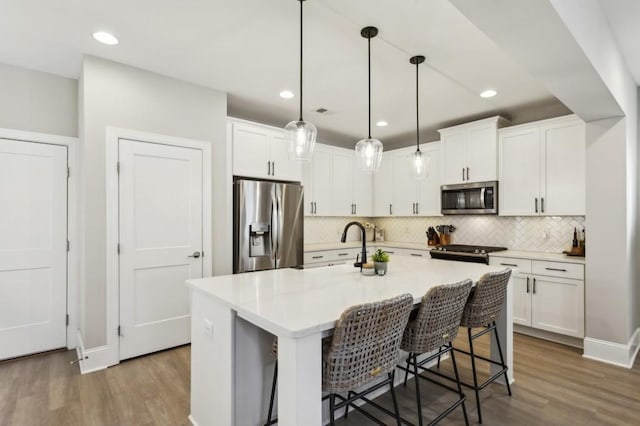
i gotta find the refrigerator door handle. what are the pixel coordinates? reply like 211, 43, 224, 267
270, 193, 278, 267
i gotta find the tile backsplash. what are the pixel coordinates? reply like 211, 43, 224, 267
306, 215, 586, 253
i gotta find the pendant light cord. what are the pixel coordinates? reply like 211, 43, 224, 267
368, 34, 372, 139
415, 61, 420, 151
299, 0, 304, 122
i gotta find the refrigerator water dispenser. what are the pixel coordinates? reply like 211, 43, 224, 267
249, 223, 271, 257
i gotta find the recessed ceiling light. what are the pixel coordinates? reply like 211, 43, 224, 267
93, 31, 119, 45
376, 120, 388, 127
480, 89, 497, 98
279, 90, 294, 99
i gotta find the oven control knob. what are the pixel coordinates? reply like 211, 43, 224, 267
474, 249, 480, 254
481, 249, 486, 254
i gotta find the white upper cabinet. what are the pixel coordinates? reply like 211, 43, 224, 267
229, 118, 301, 182
373, 152, 393, 216
439, 116, 510, 185
392, 148, 417, 216
304, 145, 333, 216
499, 115, 585, 216
416, 142, 442, 216
331, 149, 354, 217
352, 156, 373, 217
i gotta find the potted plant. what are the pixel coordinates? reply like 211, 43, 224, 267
372, 249, 390, 276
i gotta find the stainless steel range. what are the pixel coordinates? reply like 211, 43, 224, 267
430, 244, 507, 264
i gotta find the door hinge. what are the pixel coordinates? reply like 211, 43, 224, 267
117, 325, 122, 337
117, 243, 120, 255
67, 240, 70, 252
116, 162, 120, 174
66, 314, 69, 326
67, 166, 70, 179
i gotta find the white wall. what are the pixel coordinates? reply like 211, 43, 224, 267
79, 56, 228, 348
0, 62, 77, 136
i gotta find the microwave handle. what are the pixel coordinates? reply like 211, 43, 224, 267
480, 187, 485, 208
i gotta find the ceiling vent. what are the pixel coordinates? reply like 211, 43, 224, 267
316, 107, 329, 114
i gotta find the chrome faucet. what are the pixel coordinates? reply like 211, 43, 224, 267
341, 221, 367, 270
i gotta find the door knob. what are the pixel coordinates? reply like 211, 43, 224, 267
188, 251, 201, 258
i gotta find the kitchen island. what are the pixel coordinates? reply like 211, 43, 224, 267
187, 256, 513, 426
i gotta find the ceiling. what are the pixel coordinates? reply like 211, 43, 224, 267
0, 0, 571, 148
599, 0, 640, 85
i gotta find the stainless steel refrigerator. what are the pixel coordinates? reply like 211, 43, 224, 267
233, 178, 304, 273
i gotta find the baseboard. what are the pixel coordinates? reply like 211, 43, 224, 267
583, 328, 640, 369
75, 330, 111, 374
514, 325, 584, 349
188, 415, 199, 426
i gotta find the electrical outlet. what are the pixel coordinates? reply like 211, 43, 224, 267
543, 229, 550, 240
203, 319, 214, 338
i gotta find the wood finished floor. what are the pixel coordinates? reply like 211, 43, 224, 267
1, 333, 638, 425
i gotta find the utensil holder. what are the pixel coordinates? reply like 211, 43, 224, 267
439, 233, 450, 246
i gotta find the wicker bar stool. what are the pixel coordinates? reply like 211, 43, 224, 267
264, 294, 413, 426
452, 268, 512, 424
398, 280, 473, 426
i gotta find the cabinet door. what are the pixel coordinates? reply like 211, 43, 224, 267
269, 132, 301, 182
499, 127, 541, 216
542, 121, 585, 215
311, 146, 333, 216
353, 153, 373, 217
466, 124, 498, 182
332, 150, 354, 216
392, 149, 417, 216
416, 143, 441, 216
232, 123, 270, 179
441, 130, 467, 185
301, 162, 313, 216
373, 152, 393, 216
531, 276, 584, 338
512, 274, 532, 326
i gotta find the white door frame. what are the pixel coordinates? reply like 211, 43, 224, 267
0, 127, 79, 351
105, 127, 212, 367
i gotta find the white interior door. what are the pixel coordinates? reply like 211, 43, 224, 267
0, 139, 67, 360
119, 139, 203, 360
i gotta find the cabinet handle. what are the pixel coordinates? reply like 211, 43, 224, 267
500, 263, 518, 267
416, 202, 419, 214
412, 203, 415, 214
410, 253, 423, 257
466, 167, 470, 181
541, 197, 545, 213
533, 277, 536, 294
314, 202, 317, 214
545, 267, 567, 272
338, 253, 349, 256
386, 251, 395, 254
268, 161, 271, 176
462, 168, 465, 181
389, 204, 393, 215
312, 255, 323, 259
310, 201, 314, 213
534, 197, 538, 213
354, 203, 357, 215
272, 162, 275, 176
526, 277, 530, 293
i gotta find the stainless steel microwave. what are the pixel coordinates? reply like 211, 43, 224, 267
441, 181, 498, 215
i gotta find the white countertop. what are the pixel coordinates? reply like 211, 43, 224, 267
187, 256, 504, 339
304, 241, 433, 252
304, 242, 585, 264
491, 249, 585, 264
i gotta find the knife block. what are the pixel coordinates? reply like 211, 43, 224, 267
439, 233, 450, 246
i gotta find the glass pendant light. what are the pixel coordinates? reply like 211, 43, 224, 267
355, 26, 383, 173
408, 55, 430, 180
285, 0, 317, 161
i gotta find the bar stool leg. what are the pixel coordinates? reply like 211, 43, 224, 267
264, 361, 277, 426
389, 371, 402, 426
449, 345, 469, 426
413, 354, 424, 426
403, 353, 412, 387
436, 345, 444, 368
468, 327, 482, 424
492, 321, 512, 396
329, 394, 336, 426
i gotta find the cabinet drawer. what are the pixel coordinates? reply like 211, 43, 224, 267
405, 249, 429, 258
532, 260, 584, 280
374, 247, 405, 256
489, 257, 532, 274
304, 248, 359, 265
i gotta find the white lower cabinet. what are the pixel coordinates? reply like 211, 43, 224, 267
490, 257, 584, 338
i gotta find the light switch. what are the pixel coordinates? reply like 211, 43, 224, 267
203, 319, 214, 338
